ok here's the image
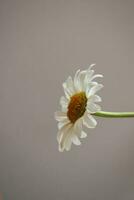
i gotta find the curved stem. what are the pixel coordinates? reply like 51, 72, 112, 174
92, 111, 134, 118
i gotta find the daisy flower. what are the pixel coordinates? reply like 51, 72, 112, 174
55, 64, 103, 152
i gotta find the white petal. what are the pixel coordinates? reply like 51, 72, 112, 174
63, 75, 76, 99
87, 102, 101, 113
86, 84, 94, 98
62, 82, 71, 99
65, 76, 75, 95
60, 96, 69, 106
84, 70, 94, 90
88, 84, 103, 96
77, 70, 87, 91
89, 74, 103, 81
74, 69, 81, 91
60, 127, 73, 152
58, 123, 73, 151
61, 104, 68, 112
86, 70, 95, 79
64, 134, 73, 151
57, 122, 71, 142
89, 81, 98, 86
58, 119, 70, 130
83, 112, 97, 128
84, 82, 98, 98
71, 133, 81, 145
55, 111, 68, 122
80, 131, 87, 138
89, 95, 102, 102
88, 63, 96, 71
60, 96, 69, 112
59, 146, 64, 152
74, 118, 83, 137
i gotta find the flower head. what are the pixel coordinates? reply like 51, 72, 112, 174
55, 64, 103, 152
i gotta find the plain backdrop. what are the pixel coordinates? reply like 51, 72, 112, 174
0, 0, 134, 200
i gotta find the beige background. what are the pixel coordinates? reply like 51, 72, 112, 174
0, 0, 134, 199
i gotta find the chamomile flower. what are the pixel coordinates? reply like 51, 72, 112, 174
55, 64, 103, 152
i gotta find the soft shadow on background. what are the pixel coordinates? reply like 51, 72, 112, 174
0, 0, 134, 200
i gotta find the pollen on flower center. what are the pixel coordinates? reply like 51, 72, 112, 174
67, 92, 87, 123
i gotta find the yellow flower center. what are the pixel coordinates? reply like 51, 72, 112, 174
67, 92, 87, 123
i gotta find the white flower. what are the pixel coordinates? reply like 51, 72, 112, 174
55, 64, 103, 152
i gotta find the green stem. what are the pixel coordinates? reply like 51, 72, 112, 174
92, 111, 134, 118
